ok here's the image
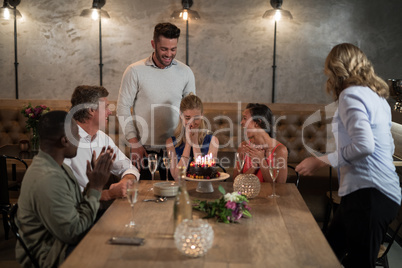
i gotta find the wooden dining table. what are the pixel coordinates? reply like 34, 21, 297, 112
61, 181, 341, 268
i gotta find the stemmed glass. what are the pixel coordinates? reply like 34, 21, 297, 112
148, 153, 158, 191
162, 150, 171, 181
235, 152, 246, 174
268, 160, 280, 198
126, 179, 139, 228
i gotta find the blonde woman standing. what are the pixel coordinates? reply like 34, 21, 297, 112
296, 43, 401, 268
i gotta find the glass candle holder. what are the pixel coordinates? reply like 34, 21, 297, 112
19, 140, 29, 152
174, 219, 214, 258
233, 174, 261, 199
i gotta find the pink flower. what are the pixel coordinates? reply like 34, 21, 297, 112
21, 104, 51, 130
235, 211, 243, 221
34, 107, 42, 116
225, 201, 236, 210
243, 203, 251, 211
234, 211, 243, 220
231, 205, 243, 221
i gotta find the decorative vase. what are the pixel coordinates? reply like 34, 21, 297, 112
174, 219, 214, 258
233, 174, 261, 199
31, 126, 40, 152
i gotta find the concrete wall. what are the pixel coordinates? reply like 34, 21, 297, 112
0, 0, 401, 103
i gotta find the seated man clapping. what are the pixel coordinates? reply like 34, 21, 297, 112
17, 111, 115, 267
64, 85, 140, 201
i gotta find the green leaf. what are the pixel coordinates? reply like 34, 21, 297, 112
218, 185, 226, 195
243, 210, 252, 218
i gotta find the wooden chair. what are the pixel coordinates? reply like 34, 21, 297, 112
324, 190, 402, 268
322, 166, 338, 233
0, 155, 27, 239
323, 164, 402, 268
8, 204, 40, 268
377, 198, 402, 268
376, 221, 402, 268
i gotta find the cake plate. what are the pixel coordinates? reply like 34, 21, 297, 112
185, 173, 230, 193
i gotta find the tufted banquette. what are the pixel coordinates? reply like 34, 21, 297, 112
0, 100, 334, 165
1, 99, 337, 223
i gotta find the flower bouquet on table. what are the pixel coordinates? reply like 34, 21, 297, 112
21, 103, 50, 151
193, 185, 251, 223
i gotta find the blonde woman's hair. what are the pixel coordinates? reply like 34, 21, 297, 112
173, 93, 208, 148
324, 43, 389, 100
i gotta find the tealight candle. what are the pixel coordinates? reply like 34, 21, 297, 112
174, 219, 214, 258
233, 174, 261, 199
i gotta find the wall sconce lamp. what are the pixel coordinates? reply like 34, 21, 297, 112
81, 0, 110, 86
171, 0, 200, 66
263, 0, 292, 103
1, 0, 22, 99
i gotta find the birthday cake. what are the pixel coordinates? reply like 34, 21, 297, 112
187, 154, 220, 179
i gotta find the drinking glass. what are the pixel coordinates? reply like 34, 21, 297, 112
235, 152, 245, 174
126, 179, 139, 228
268, 161, 280, 198
148, 153, 158, 191
162, 150, 172, 181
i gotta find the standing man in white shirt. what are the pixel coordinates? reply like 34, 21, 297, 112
117, 22, 196, 180
64, 85, 140, 201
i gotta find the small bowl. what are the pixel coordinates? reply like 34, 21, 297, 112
153, 182, 179, 197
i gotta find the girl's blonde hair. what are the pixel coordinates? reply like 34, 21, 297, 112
173, 93, 208, 148
324, 43, 389, 100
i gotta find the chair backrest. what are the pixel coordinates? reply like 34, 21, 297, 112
287, 164, 300, 188
0, 155, 28, 205
376, 221, 402, 268
0, 156, 10, 205
376, 198, 402, 267
8, 204, 40, 268
216, 163, 227, 173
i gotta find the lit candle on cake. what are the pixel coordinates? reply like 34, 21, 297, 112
188, 153, 219, 179
195, 154, 214, 166
208, 153, 214, 166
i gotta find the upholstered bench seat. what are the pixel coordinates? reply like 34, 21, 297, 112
0, 99, 337, 224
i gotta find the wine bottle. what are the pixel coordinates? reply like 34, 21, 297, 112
173, 166, 192, 231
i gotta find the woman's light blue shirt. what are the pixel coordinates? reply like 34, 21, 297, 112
327, 86, 401, 205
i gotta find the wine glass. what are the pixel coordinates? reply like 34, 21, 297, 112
268, 161, 280, 198
126, 179, 139, 228
163, 150, 171, 181
235, 152, 245, 174
148, 153, 158, 191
